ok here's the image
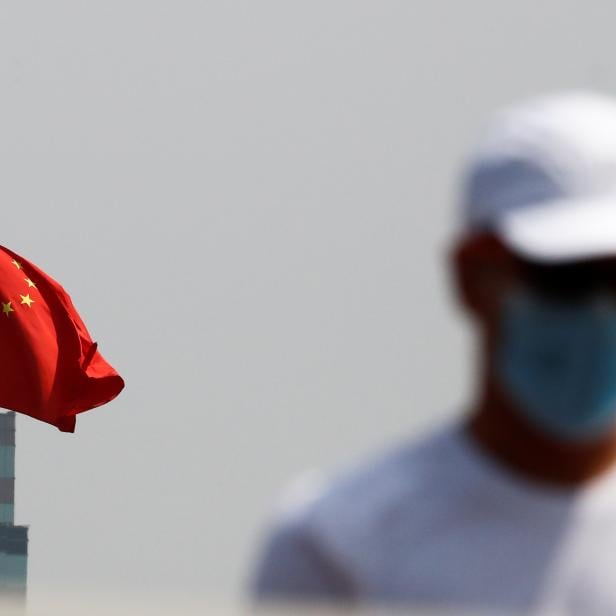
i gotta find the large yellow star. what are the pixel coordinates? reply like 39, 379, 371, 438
2, 302, 13, 317
20, 294, 34, 308
11, 259, 21, 270
24, 278, 36, 289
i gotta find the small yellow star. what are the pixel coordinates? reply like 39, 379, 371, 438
19, 294, 34, 308
2, 302, 13, 317
24, 278, 36, 289
11, 260, 21, 270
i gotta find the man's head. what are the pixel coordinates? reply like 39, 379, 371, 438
452, 91, 616, 446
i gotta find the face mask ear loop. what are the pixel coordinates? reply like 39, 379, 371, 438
506, 281, 533, 311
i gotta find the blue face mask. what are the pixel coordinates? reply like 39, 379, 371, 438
497, 290, 616, 440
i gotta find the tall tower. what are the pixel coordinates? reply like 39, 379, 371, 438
0, 412, 28, 599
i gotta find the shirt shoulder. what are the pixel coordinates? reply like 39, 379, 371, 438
306, 424, 469, 554
256, 422, 475, 595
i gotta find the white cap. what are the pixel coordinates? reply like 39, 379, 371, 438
460, 90, 616, 262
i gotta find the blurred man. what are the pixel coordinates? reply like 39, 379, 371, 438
251, 91, 616, 614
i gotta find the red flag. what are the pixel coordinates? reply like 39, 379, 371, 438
0, 245, 124, 432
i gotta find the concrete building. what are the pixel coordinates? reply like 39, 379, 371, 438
0, 412, 28, 599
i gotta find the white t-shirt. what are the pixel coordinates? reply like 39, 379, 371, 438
252, 422, 616, 615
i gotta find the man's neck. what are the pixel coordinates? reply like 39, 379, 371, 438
466, 379, 616, 488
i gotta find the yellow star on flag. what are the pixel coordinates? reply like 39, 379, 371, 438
2, 301, 13, 317
20, 294, 34, 308
11, 259, 21, 270
24, 278, 36, 289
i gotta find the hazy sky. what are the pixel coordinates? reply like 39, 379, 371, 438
0, 0, 615, 603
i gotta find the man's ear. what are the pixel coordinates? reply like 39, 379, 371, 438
449, 232, 515, 319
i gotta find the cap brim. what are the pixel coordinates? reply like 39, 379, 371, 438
498, 192, 616, 263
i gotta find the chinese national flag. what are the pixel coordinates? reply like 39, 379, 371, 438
0, 245, 124, 432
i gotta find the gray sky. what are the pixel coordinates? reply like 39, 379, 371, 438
0, 0, 614, 603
